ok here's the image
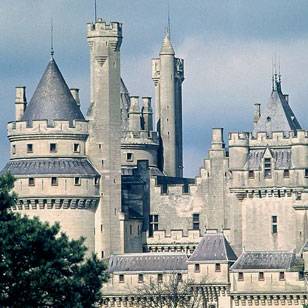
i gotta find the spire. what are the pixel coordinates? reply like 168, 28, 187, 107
160, 32, 175, 55
50, 18, 54, 59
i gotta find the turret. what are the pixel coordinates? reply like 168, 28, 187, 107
128, 96, 141, 131
15, 86, 27, 121
141, 97, 153, 131
86, 18, 124, 257
152, 33, 184, 177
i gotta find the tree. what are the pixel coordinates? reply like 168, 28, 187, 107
135, 273, 205, 308
0, 173, 108, 308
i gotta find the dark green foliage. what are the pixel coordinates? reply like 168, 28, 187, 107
0, 173, 108, 307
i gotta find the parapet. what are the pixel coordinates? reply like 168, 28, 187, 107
121, 131, 159, 147
87, 19, 122, 38
229, 130, 308, 147
8, 119, 88, 140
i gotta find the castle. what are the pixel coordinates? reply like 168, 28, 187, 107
2, 16, 308, 307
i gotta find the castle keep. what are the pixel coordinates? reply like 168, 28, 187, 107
2, 15, 308, 307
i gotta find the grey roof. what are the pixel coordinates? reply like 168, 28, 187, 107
247, 148, 291, 170
253, 80, 301, 134
108, 253, 188, 273
160, 33, 175, 55
230, 251, 296, 271
22, 58, 85, 124
188, 232, 237, 263
1, 158, 99, 176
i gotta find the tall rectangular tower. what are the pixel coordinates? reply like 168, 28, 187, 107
87, 19, 124, 257
152, 34, 184, 177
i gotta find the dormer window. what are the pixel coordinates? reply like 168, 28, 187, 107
264, 158, 272, 178
50, 143, 57, 153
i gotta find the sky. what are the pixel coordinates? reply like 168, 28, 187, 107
1, 0, 308, 177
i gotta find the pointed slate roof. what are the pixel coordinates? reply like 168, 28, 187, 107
22, 58, 85, 124
253, 79, 301, 134
188, 232, 237, 263
160, 33, 175, 55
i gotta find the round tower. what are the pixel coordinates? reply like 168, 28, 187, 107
2, 58, 99, 255
152, 33, 184, 177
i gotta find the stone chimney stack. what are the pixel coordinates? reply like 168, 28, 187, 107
15, 86, 27, 121
253, 103, 261, 124
141, 97, 153, 131
128, 96, 141, 131
70, 88, 80, 106
211, 128, 225, 150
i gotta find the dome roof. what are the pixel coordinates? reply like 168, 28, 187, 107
22, 58, 85, 124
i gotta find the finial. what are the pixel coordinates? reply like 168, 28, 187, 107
94, 0, 97, 22
167, 0, 171, 38
50, 18, 54, 59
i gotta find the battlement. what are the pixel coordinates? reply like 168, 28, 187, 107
8, 119, 88, 139
147, 229, 203, 245
229, 130, 308, 147
121, 131, 159, 146
151, 175, 197, 195
87, 19, 122, 38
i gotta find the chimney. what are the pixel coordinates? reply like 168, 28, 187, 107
141, 97, 153, 131
253, 103, 261, 124
70, 88, 80, 106
15, 86, 27, 121
211, 128, 224, 150
128, 96, 141, 131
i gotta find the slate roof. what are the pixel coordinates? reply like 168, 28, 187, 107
188, 232, 237, 263
247, 148, 291, 170
108, 253, 188, 273
1, 158, 99, 176
230, 251, 296, 272
22, 58, 85, 124
253, 80, 301, 134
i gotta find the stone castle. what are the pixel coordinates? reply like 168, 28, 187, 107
2, 16, 308, 307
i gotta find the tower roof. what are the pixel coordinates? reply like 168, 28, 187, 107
188, 232, 237, 263
253, 77, 301, 134
160, 33, 175, 55
22, 58, 85, 124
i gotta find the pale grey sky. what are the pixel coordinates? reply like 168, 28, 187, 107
1, 1, 308, 176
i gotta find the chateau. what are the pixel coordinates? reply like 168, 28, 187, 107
2, 15, 308, 307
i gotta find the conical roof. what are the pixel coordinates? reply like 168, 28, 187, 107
160, 33, 175, 55
22, 58, 85, 124
253, 79, 301, 133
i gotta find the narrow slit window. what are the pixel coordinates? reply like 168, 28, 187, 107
50, 143, 57, 153
74, 143, 80, 153
264, 158, 272, 178
27, 144, 33, 153
192, 213, 200, 230
28, 177, 35, 186
74, 177, 81, 186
